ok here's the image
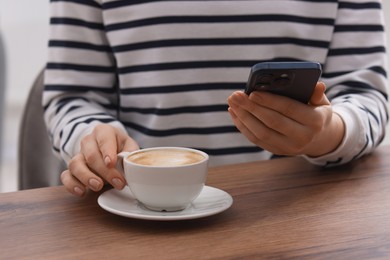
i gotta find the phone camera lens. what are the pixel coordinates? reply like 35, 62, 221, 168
258, 74, 272, 84
273, 76, 290, 87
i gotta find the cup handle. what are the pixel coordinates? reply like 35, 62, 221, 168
116, 152, 130, 176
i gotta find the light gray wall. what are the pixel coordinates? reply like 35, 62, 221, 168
0, 0, 49, 191
0, 32, 5, 169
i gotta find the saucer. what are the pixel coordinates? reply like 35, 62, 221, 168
97, 186, 233, 221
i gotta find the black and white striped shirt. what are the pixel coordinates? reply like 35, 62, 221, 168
43, 0, 389, 166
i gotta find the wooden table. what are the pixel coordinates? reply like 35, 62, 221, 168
1, 146, 390, 259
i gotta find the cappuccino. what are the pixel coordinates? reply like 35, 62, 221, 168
118, 147, 209, 211
127, 148, 205, 167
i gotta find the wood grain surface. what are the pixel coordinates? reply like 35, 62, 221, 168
1, 145, 390, 259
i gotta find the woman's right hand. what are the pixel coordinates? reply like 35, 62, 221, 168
60, 124, 140, 197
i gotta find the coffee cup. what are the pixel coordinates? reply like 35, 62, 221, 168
117, 147, 209, 212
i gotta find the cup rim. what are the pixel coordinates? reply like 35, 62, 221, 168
124, 146, 209, 168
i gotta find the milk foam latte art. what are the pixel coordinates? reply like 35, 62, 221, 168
126, 149, 205, 167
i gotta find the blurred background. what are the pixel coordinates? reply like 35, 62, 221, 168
1, 1, 390, 192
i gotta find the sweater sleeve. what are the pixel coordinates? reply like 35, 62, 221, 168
43, 0, 126, 163
303, 1, 389, 166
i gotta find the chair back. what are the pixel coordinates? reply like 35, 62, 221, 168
18, 69, 66, 189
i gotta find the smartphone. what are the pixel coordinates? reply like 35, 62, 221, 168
244, 61, 322, 103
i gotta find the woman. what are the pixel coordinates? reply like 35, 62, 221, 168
43, 1, 388, 196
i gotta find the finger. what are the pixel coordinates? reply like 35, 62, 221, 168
94, 125, 139, 168
229, 91, 308, 138
229, 107, 293, 155
227, 91, 247, 108
229, 91, 319, 154
68, 154, 104, 192
249, 91, 326, 128
120, 136, 140, 152
228, 107, 267, 145
80, 138, 126, 190
249, 91, 304, 119
93, 124, 120, 168
309, 82, 330, 106
60, 170, 86, 197
228, 107, 268, 143
109, 129, 139, 169
229, 98, 290, 147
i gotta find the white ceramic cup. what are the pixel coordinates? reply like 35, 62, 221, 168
117, 147, 209, 212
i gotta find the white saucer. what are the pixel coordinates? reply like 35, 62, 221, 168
98, 186, 233, 221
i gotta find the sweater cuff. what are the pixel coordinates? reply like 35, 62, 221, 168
301, 106, 365, 166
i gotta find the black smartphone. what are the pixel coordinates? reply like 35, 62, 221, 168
244, 61, 322, 103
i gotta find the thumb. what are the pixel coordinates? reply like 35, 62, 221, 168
122, 137, 140, 153
106, 130, 139, 168
309, 82, 330, 106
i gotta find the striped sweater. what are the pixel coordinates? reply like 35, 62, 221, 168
43, 0, 389, 167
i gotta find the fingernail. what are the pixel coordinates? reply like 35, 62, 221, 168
228, 107, 237, 118
89, 178, 101, 191
104, 156, 111, 166
74, 186, 84, 196
112, 178, 124, 190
